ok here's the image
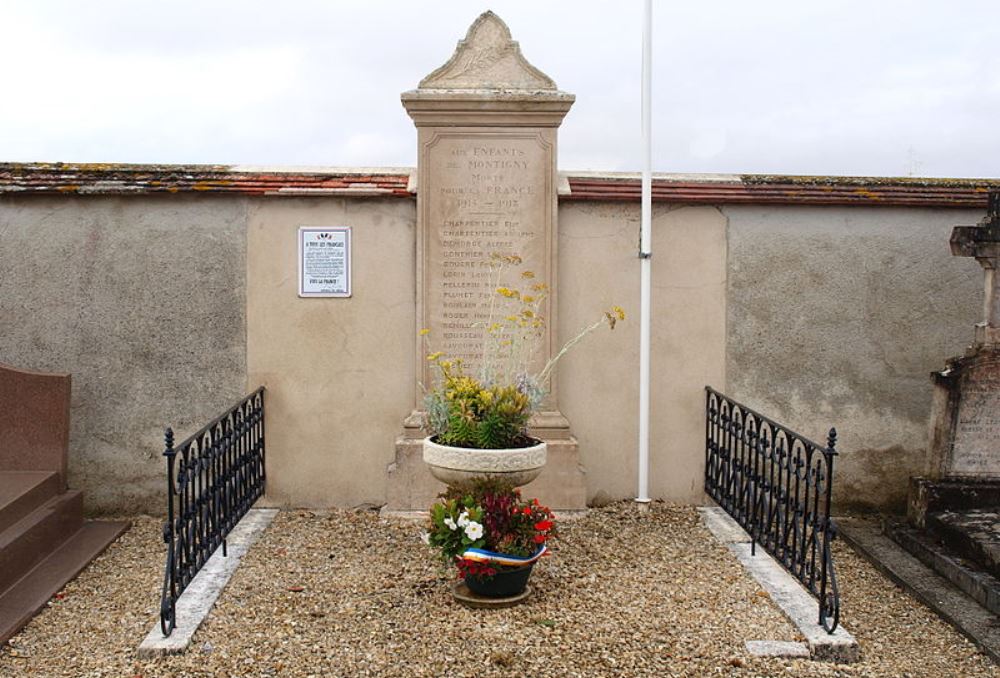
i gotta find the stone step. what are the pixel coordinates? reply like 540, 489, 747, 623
0, 520, 129, 644
0, 472, 61, 534
885, 519, 1000, 615
838, 517, 1000, 663
926, 508, 1000, 579
0, 490, 83, 592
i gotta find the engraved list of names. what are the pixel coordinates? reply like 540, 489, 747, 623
950, 359, 1000, 477
422, 133, 553, 383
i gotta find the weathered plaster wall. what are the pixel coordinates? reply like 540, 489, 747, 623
558, 203, 727, 505
246, 197, 415, 508
245, 198, 726, 509
724, 205, 985, 511
1, 190, 986, 514
0, 195, 248, 514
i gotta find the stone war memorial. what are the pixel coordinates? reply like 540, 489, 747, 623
3, 8, 1000, 676
388, 11, 586, 511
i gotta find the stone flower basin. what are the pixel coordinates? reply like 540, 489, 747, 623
422, 436, 546, 487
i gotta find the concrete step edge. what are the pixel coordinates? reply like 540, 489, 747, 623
838, 517, 1000, 664
885, 519, 1000, 615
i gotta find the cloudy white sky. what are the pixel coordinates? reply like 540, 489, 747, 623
1, 1, 997, 178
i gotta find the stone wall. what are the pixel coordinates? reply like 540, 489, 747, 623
724, 205, 984, 511
0, 190, 989, 514
0, 195, 248, 514
246, 197, 416, 509
558, 202, 727, 505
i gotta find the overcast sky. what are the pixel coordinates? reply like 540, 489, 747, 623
1, 1, 997, 178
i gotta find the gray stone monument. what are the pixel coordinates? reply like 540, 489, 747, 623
910, 192, 1000, 525
885, 193, 1000, 618
386, 12, 586, 510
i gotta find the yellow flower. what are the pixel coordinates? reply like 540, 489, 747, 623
427, 352, 444, 361
419, 328, 430, 336
613, 306, 626, 321
521, 270, 535, 279
479, 390, 494, 405
522, 310, 534, 318
505, 315, 518, 323
522, 295, 535, 303
497, 287, 515, 298
532, 283, 548, 292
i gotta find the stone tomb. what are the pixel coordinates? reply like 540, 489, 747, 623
911, 191, 1000, 525
386, 12, 585, 510
893, 193, 1000, 617
0, 362, 129, 643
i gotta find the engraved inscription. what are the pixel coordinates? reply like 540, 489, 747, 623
950, 362, 1000, 476
424, 135, 549, 382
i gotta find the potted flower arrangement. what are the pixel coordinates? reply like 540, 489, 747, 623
421, 253, 624, 486
424, 478, 556, 598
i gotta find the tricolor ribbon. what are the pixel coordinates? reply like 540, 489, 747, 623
459, 545, 547, 567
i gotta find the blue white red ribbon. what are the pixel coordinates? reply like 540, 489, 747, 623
459, 545, 547, 567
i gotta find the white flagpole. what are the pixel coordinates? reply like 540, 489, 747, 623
636, 0, 652, 507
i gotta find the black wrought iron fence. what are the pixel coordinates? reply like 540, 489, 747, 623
159, 387, 265, 636
704, 386, 840, 633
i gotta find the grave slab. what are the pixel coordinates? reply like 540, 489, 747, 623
926, 508, 1000, 578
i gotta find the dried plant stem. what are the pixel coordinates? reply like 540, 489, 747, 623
535, 317, 607, 388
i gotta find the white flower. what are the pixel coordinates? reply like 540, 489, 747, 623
464, 521, 483, 540
420, 531, 430, 545
457, 511, 470, 528
443, 517, 457, 531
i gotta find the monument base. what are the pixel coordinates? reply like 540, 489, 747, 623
975, 322, 1000, 347
385, 433, 586, 511
907, 476, 1000, 529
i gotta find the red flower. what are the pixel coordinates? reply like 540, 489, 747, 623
534, 520, 553, 532
522, 507, 532, 516
534, 534, 546, 544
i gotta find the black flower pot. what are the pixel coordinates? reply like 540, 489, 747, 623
465, 563, 534, 597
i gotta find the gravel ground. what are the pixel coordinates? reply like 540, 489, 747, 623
1, 503, 997, 677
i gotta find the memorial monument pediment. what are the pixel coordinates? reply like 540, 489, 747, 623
417, 11, 556, 92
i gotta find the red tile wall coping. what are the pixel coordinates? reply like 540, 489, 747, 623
565, 175, 1000, 208
0, 163, 413, 197
1, 163, 997, 207
0, 362, 70, 489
